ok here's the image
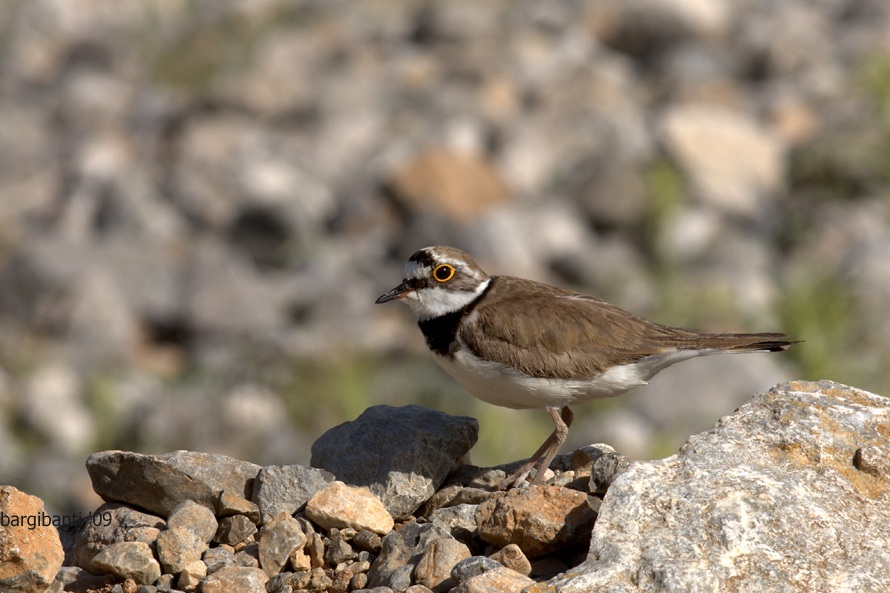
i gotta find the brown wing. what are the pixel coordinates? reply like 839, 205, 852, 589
459, 276, 793, 380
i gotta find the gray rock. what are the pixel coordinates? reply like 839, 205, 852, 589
155, 527, 207, 575
450, 556, 502, 584
166, 500, 218, 544
63, 502, 166, 570
552, 381, 890, 592
86, 450, 261, 517
214, 515, 257, 546
311, 405, 478, 519
202, 546, 235, 573
257, 513, 305, 577
250, 464, 334, 525
366, 522, 452, 589
91, 542, 161, 586
426, 504, 479, 543
323, 528, 356, 567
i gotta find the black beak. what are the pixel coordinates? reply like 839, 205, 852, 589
376, 280, 412, 304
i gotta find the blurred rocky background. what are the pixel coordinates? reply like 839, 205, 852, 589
1, 0, 889, 515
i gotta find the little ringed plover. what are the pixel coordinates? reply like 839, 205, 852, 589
376, 245, 797, 489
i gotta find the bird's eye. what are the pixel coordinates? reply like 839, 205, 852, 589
433, 264, 455, 282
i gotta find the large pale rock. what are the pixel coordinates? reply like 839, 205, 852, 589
386, 150, 509, 222
257, 512, 305, 577
414, 537, 472, 592
166, 500, 218, 544
658, 104, 784, 216
86, 450, 261, 517
545, 381, 890, 593
155, 527, 207, 574
0, 486, 64, 592
311, 405, 478, 519
475, 486, 597, 558
304, 481, 394, 535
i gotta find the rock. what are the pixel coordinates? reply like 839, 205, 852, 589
91, 542, 161, 586
311, 405, 478, 519
367, 522, 451, 589
425, 504, 479, 543
304, 481, 394, 535
475, 486, 597, 558
257, 512, 305, 577
488, 544, 531, 577
570, 444, 631, 494
166, 500, 218, 544
323, 528, 356, 567
177, 559, 206, 590
414, 538, 472, 592
250, 464, 334, 525
200, 565, 268, 593
0, 486, 65, 592
217, 490, 261, 523
214, 514, 257, 546
658, 104, 784, 217
548, 381, 890, 592
53, 565, 116, 592
386, 150, 509, 222
65, 502, 165, 571
451, 566, 534, 593
86, 450, 261, 517
450, 556, 502, 584
155, 527, 206, 574
203, 545, 235, 573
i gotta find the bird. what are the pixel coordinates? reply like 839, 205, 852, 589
375, 245, 797, 489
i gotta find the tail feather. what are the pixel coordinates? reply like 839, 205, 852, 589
689, 332, 798, 353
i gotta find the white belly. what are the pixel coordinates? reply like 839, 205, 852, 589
432, 349, 640, 409
433, 347, 712, 410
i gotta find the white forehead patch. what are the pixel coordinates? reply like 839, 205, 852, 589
405, 260, 431, 280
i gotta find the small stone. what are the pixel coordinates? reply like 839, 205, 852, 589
405, 586, 435, 593
330, 568, 352, 592
350, 572, 368, 590
290, 570, 311, 589
155, 573, 174, 591
352, 530, 382, 553
251, 465, 334, 525
0, 486, 65, 592
427, 504, 478, 542
217, 490, 261, 524
475, 486, 596, 558
156, 527, 207, 574
450, 566, 534, 593
203, 546, 235, 573
257, 512, 306, 577
167, 500, 219, 543
304, 481, 394, 535
324, 529, 356, 567
450, 556, 501, 584
215, 515, 257, 546
200, 566, 268, 593
571, 445, 631, 494
414, 538, 472, 592
234, 543, 260, 568
367, 523, 451, 589
177, 559, 206, 590
92, 542, 161, 586
289, 546, 311, 572
488, 544, 531, 576
308, 567, 332, 590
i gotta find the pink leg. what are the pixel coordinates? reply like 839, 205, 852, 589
496, 407, 574, 490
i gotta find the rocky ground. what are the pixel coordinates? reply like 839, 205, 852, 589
2, 0, 890, 518
1, 380, 888, 593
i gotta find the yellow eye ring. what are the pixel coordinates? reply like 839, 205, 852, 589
433, 264, 455, 283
